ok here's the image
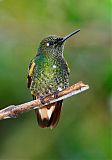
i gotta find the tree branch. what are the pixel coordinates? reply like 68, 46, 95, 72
0, 81, 89, 120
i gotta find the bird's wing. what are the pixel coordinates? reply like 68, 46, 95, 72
27, 59, 36, 88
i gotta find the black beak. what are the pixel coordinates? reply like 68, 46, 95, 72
58, 29, 80, 44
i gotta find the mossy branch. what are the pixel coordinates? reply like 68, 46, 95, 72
0, 81, 89, 120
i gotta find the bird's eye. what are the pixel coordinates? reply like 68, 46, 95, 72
46, 42, 53, 47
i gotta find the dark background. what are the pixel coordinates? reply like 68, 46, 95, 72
0, 0, 111, 160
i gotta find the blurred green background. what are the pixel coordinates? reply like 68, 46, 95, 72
0, 0, 111, 160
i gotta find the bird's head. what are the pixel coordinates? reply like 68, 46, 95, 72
38, 29, 80, 56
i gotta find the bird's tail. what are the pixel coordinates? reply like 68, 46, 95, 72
35, 100, 63, 129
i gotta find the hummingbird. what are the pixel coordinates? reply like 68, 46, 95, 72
27, 29, 80, 128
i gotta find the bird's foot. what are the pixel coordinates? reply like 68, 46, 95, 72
40, 96, 46, 105
54, 91, 59, 99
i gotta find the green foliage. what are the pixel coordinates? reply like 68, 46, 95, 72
0, 0, 111, 160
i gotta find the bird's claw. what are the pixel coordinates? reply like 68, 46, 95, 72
40, 96, 45, 105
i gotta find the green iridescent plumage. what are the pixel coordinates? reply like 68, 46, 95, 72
28, 36, 69, 97
27, 30, 80, 128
